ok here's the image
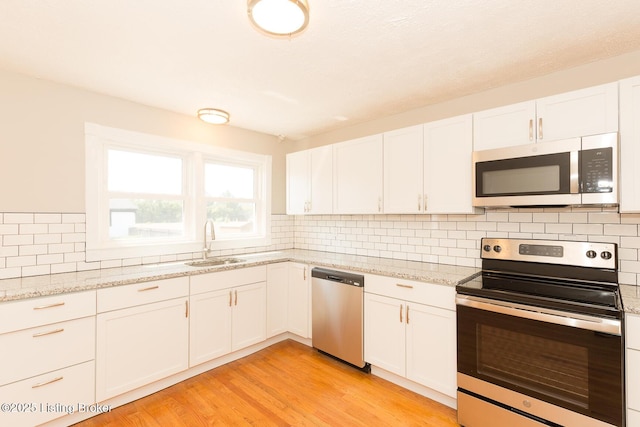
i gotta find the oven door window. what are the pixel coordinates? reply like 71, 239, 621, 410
476, 152, 571, 197
457, 305, 623, 427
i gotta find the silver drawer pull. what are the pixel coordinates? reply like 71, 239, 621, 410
137, 285, 159, 292
396, 284, 414, 289
33, 302, 65, 310
32, 376, 63, 389
32, 328, 64, 338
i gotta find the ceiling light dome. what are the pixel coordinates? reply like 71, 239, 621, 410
248, 0, 310, 37
197, 108, 230, 125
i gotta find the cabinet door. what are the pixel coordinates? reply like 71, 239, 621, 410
286, 150, 310, 214
536, 82, 618, 142
405, 302, 457, 398
364, 293, 405, 376
288, 263, 310, 338
266, 263, 289, 338
96, 297, 189, 401
383, 125, 424, 213
309, 145, 333, 214
424, 114, 476, 214
189, 289, 232, 367
620, 76, 640, 213
232, 282, 266, 351
333, 134, 384, 213
473, 101, 536, 150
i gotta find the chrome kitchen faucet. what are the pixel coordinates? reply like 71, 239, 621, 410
203, 219, 216, 258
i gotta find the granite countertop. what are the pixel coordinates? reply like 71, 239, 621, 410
621, 284, 640, 315
0, 249, 481, 303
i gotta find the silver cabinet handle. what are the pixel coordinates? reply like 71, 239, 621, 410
32, 376, 63, 389
538, 117, 543, 140
32, 328, 64, 338
137, 285, 159, 292
396, 284, 414, 289
529, 119, 533, 141
33, 302, 65, 310
303, 267, 307, 280
418, 194, 422, 211
378, 197, 382, 212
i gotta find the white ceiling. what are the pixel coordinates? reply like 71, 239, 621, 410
2, 1, 640, 141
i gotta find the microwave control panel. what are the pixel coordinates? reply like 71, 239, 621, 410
580, 147, 613, 193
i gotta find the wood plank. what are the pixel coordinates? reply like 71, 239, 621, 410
74, 340, 458, 426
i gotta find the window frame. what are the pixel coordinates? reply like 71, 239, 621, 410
85, 123, 272, 262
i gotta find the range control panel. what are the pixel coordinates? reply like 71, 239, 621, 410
481, 238, 616, 269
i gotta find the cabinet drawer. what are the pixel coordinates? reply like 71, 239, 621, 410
627, 313, 640, 350
190, 265, 267, 295
0, 316, 95, 387
0, 290, 96, 335
364, 274, 455, 310
0, 361, 95, 427
97, 276, 189, 313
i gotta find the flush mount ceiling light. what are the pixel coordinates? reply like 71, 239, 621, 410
247, 0, 310, 37
197, 108, 230, 125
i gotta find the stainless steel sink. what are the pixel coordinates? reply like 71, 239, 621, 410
185, 257, 244, 267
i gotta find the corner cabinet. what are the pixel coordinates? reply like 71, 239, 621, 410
620, 75, 640, 213
333, 134, 384, 214
473, 82, 618, 150
364, 275, 457, 399
286, 145, 333, 215
95, 277, 189, 402
189, 266, 267, 367
266, 262, 311, 339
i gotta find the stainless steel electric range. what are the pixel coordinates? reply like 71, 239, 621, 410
456, 238, 624, 427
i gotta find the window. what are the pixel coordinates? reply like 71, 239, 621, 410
85, 123, 271, 261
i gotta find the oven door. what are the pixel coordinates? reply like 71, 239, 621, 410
457, 297, 624, 427
472, 138, 581, 207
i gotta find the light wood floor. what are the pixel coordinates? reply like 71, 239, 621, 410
74, 340, 458, 426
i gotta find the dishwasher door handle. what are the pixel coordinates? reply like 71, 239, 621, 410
326, 275, 346, 282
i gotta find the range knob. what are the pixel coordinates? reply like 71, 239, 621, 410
483, 245, 492, 252
601, 251, 613, 260
586, 250, 597, 259
493, 245, 502, 253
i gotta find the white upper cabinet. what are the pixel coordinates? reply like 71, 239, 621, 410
424, 114, 476, 214
620, 76, 640, 213
286, 150, 309, 215
333, 134, 384, 214
383, 125, 424, 214
473, 101, 536, 150
473, 82, 618, 150
286, 145, 333, 215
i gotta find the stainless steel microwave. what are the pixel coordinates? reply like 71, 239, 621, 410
472, 133, 618, 207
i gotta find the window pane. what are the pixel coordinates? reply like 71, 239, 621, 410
109, 199, 184, 239
206, 201, 256, 237
108, 149, 182, 195
205, 163, 254, 198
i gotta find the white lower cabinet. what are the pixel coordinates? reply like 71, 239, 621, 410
266, 262, 311, 339
189, 266, 267, 367
626, 313, 640, 424
0, 290, 96, 427
95, 278, 189, 402
364, 275, 456, 398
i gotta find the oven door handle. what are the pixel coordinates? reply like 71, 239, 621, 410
456, 295, 621, 336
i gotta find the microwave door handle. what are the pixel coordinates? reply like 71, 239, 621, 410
570, 151, 580, 193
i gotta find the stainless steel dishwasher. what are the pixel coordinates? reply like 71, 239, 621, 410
311, 267, 368, 369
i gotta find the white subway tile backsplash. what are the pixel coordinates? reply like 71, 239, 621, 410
3, 213, 34, 224
34, 213, 62, 224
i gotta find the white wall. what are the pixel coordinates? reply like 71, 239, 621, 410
0, 68, 287, 214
